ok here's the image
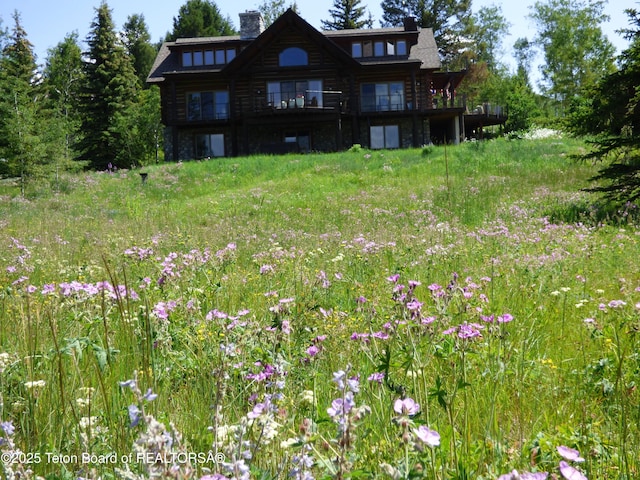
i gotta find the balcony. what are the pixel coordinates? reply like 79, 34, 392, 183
231, 90, 472, 119
236, 90, 344, 117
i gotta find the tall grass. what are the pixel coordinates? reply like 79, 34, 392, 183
0, 135, 638, 479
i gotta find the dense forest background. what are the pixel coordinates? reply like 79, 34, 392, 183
0, 0, 638, 203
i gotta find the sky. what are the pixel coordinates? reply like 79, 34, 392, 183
0, 0, 634, 85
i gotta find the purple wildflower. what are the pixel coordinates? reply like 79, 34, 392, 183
206, 309, 228, 320
128, 404, 142, 427
413, 425, 440, 447
282, 320, 291, 335
142, 388, 158, 402
498, 471, 548, 480
368, 372, 385, 384
421, 316, 436, 325
406, 299, 423, 311
306, 345, 320, 357
119, 379, 136, 389
393, 397, 420, 416
1, 421, 15, 436
332, 370, 346, 389
372, 331, 390, 340
559, 461, 587, 480
327, 393, 355, 418
608, 300, 626, 309
557, 446, 585, 462
260, 264, 275, 274
346, 375, 360, 393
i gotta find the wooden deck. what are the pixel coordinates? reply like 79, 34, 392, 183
464, 104, 508, 137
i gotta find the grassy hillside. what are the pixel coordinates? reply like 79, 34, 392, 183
0, 135, 638, 479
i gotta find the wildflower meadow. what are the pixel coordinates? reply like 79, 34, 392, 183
0, 135, 639, 479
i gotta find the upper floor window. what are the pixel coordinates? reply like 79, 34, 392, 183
182, 48, 236, 67
187, 91, 229, 121
350, 39, 408, 58
279, 47, 308, 67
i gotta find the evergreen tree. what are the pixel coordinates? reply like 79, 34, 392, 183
77, 2, 140, 170
380, 0, 473, 65
123, 14, 158, 87
321, 0, 373, 30
167, 0, 235, 41
568, 8, 640, 205
0, 15, 8, 52
0, 11, 48, 193
0, 11, 36, 83
504, 75, 540, 133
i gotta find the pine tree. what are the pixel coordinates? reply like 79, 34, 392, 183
321, 0, 373, 30
77, 2, 140, 169
167, 0, 235, 41
568, 8, 640, 205
0, 11, 48, 194
123, 14, 158, 87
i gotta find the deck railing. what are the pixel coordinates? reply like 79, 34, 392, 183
231, 91, 470, 117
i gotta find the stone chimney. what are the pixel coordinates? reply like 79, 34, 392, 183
239, 11, 265, 40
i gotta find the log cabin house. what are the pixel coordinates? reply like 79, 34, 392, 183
147, 9, 473, 159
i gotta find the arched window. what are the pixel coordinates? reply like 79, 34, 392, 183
279, 47, 308, 67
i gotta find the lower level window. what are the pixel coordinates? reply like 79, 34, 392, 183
284, 131, 310, 152
195, 134, 225, 158
370, 125, 399, 149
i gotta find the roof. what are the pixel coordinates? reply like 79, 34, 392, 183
323, 27, 406, 37
408, 28, 441, 70
147, 10, 443, 83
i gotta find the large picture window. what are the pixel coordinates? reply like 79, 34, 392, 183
361, 82, 405, 112
195, 134, 225, 158
267, 79, 323, 108
187, 91, 229, 121
370, 125, 399, 149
